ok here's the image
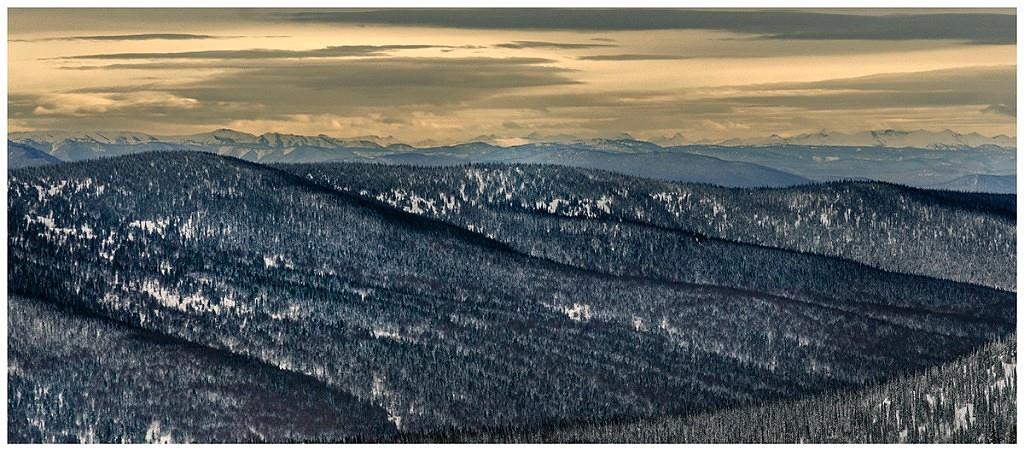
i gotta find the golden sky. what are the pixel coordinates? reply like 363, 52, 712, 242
7, 8, 1017, 143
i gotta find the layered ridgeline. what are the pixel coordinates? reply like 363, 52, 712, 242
286, 163, 1015, 291
679, 145, 1017, 193
8, 132, 808, 188
715, 129, 1015, 150
8, 141, 63, 169
9, 129, 1017, 192
8, 152, 1015, 442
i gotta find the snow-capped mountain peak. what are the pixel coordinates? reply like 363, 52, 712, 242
8, 130, 159, 145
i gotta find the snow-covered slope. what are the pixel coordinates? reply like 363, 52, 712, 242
9, 131, 159, 146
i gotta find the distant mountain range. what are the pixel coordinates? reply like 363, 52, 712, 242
7, 141, 62, 168
465, 129, 1016, 150
716, 129, 1016, 150
7, 131, 807, 188
10, 127, 1016, 151
682, 145, 1017, 194
9, 129, 408, 150
926, 174, 1017, 194
8, 128, 1017, 192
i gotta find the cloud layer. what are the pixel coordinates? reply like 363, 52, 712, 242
7, 8, 1017, 141
13, 33, 236, 42
286, 9, 1016, 44
61, 44, 451, 60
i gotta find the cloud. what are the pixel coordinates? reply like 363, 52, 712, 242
747, 65, 1014, 92
36, 65, 1009, 137
495, 40, 618, 49
283, 9, 1016, 44
58, 44, 452, 60
173, 58, 577, 106
57, 55, 561, 71
577, 54, 693, 61
982, 103, 1016, 117
28, 91, 200, 116
704, 66, 1016, 112
12, 33, 236, 42
16, 57, 580, 127
9, 6, 1015, 142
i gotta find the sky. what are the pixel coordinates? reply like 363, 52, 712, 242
7, 8, 1017, 143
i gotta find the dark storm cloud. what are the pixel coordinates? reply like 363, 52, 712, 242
494, 40, 618, 49
12, 33, 237, 42
577, 54, 694, 61
284, 9, 1016, 44
57, 44, 451, 60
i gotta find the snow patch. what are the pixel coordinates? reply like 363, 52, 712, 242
262, 254, 293, 269
349, 287, 373, 301
128, 218, 169, 236
139, 279, 183, 310
631, 316, 644, 331
137, 279, 228, 314
953, 402, 975, 431
596, 195, 613, 214
372, 327, 403, 341
563, 303, 592, 322
145, 421, 173, 444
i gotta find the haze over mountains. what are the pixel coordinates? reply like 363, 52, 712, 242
716, 129, 1016, 150
471, 129, 1017, 150
7, 128, 1018, 193
10, 127, 1017, 150
7, 141, 62, 168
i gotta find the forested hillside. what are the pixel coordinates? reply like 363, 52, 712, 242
7, 152, 1016, 442
470, 336, 1016, 443
8, 295, 397, 443
286, 163, 1015, 291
